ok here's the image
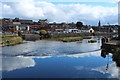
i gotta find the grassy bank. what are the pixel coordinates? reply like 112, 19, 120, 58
22, 34, 40, 41
88, 40, 97, 43
43, 32, 116, 42
59, 37, 83, 42
51, 33, 117, 38
43, 37, 83, 42
1, 36, 23, 47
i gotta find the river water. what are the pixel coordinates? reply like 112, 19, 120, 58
1, 36, 120, 79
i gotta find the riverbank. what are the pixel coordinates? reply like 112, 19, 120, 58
1, 36, 23, 47
43, 36, 92, 42
58, 37, 83, 42
50, 33, 117, 38
43, 32, 117, 42
0, 32, 117, 46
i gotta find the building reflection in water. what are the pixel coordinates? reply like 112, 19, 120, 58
101, 48, 120, 79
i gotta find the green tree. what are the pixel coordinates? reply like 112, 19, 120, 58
18, 31, 22, 36
39, 30, 47, 35
39, 30, 50, 39
76, 22, 83, 29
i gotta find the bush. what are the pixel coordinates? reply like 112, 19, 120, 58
59, 37, 83, 42
1, 36, 23, 46
83, 36, 92, 39
88, 40, 97, 43
112, 48, 120, 67
111, 37, 119, 40
39, 30, 47, 35
18, 31, 22, 36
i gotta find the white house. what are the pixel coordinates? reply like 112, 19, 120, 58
81, 28, 94, 33
89, 28, 94, 33
15, 25, 31, 31
13, 22, 21, 25
65, 29, 79, 33
55, 29, 64, 33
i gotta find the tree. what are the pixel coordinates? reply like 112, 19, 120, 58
39, 30, 47, 35
76, 22, 83, 29
18, 31, 22, 36
39, 30, 51, 39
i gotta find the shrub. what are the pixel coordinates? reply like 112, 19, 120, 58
88, 40, 97, 43
1, 36, 23, 46
59, 37, 83, 42
39, 30, 47, 35
18, 31, 22, 36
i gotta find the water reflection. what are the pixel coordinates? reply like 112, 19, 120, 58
101, 47, 120, 68
1, 57, 35, 71
92, 63, 119, 78
1, 50, 119, 78
101, 49, 109, 58
1, 50, 101, 72
1, 36, 120, 78
100, 47, 120, 78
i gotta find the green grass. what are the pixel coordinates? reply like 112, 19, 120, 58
50, 33, 117, 38
51, 33, 93, 38
22, 34, 40, 41
88, 40, 97, 43
1, 36, 23, 46
59, 37, 83, 42
83, 36, 92, 39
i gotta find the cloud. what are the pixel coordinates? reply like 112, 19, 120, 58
66, 50, 101, 58
74, 62, 120, 78
2, 0, 120, 3
2, 1, 118, 25
1, 57, 35, 71
92, 63, 120, 78
75, 66, 84, 70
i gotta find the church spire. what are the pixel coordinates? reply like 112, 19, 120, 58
98, 20, 101, 32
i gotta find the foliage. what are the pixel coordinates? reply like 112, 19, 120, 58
51, 33, 117, 39
83, 36, 92, 39
111, 37, 119, 40
1, 36, 23, 46
112, 48, 120, 67
88, 40, 97, 43
39, 30, 51, 39
22, 34, 40, 41
59, 37, 83, 42
76, 22, 83, 29
39, 30, 47, 35
18, 31, 22, 36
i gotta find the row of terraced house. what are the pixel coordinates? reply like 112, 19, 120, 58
0, 18, 118, 34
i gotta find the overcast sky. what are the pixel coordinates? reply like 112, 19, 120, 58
1, 0, 120, 26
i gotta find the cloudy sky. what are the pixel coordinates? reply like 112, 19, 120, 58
1, 0, 120, 25
1, 57, 35, 71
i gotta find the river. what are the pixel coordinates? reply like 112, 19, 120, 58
1, 36, 120, 79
